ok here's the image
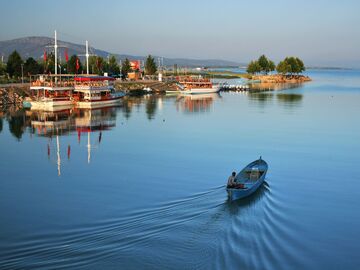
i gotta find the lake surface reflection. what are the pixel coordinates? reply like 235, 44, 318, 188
1, 69, 360, 270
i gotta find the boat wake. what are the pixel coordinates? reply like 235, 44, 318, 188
0, 181, 308, 270
0, 185, 224, 269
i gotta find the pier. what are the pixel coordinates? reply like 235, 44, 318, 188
219, 83, 249, 91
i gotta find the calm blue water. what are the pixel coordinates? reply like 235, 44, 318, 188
0, 69, 360, 269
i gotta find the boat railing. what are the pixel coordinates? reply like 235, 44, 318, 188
31, 80, 75, 88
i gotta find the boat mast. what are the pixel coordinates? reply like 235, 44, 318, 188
54, 30, 58, 80
86, 40, 89, 75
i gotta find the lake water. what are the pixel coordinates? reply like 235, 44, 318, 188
0, 69, 360, 269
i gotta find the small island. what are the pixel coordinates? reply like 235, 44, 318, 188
246, 55, 311, 83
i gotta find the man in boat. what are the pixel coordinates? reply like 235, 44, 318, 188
227, 171, 244, 189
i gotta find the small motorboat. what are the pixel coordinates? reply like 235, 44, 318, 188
227, 157, 268, 201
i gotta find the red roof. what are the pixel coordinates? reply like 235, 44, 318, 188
74, 76, 116, 82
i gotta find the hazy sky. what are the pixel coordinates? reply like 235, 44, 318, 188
1, 0, 359, 67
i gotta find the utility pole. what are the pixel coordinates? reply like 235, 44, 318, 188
21, 63, 24, 84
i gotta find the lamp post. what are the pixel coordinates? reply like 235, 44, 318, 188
21, 63, 24, 84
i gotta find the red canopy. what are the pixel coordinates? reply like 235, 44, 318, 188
74, 76, 116, 82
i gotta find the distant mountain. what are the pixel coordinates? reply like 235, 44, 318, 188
0, 36, 240, 67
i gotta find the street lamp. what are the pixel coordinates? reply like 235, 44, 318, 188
21, 63, 24, 84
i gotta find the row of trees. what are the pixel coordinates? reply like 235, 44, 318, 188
247, 55, 305, 75
1, 50, 158, 80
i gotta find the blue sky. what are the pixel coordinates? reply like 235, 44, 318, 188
0, 0, 359, 67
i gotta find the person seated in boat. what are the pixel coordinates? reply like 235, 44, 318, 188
227, 171, 245, 189
227, 172, 237, 188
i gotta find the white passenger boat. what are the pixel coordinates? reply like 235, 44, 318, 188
177, 76, 220, 94
23, 31, 75, 111
73, 76, 125, 109
26, 75, 75, 111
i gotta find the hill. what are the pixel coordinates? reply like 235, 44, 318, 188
0, 36, 240, 67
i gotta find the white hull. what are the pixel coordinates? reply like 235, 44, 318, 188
76, 97, 122, 109
180, 86, 220, 94
29, 99, 73, 111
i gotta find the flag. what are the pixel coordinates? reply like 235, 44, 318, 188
64, 48, 69, 62
44, 50, 47, 61
130, 60, 140, 70
76, 58, 80, 72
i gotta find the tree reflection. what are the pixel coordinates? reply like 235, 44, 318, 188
0, 117, 3, 133
7, 110, 26, 140
120, 98, 132, 120
248, 92, 274, 107
145, 97, 157, 120
276, 93, 303, 104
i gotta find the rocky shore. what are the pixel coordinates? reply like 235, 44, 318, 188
251, 74, 311, 83
0, 87, 27, 107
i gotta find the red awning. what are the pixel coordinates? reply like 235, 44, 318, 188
74, 76, 116, 82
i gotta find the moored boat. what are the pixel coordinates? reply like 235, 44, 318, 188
72, 76, 125, 109
23, 31, 75, 111
177, 76, 220, 94
227, 157, 268, 201
25, 75, 75, 111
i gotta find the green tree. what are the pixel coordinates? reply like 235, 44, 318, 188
67, 55, 83, 74
145, 55, 157, 75
88, 56, 103, 75
258, 55, 269, 74
6, 50, 23, 78
285, 57, 299, 74
108, 55, 120, 75
246, 60, 261, 74
0, 61, 6, 76
121, 58, 132, 78
268, 60, 275, 73
276, 60, 290, 75
24, 57, 42, 75
295, 57, 305, 73
276, 57, 305, 75
44, 52, 56, 74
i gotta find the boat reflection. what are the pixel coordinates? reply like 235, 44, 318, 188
24, 107, 120, 175
176, 93, 221, 114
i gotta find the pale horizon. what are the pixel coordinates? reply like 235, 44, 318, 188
1, 0, 360, 68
